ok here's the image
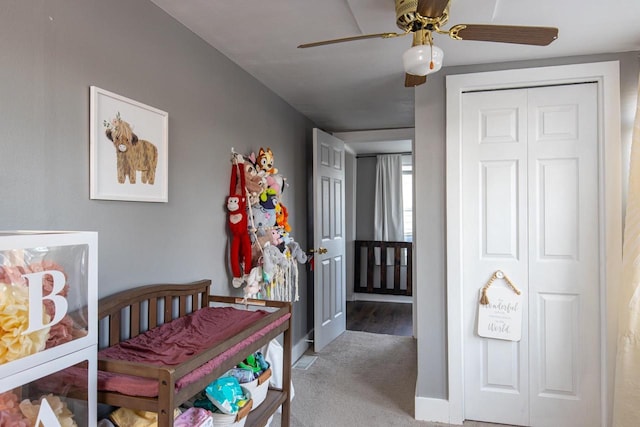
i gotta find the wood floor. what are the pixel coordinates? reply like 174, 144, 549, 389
346, 300, 413, 336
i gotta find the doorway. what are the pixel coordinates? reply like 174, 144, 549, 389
446, 62, 622, 426
333, 128, 416, 338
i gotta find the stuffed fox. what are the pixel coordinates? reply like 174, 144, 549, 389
275, 203, 291, 232
256, 147, 278, 175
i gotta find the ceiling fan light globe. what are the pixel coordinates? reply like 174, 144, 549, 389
402, 44, 444, 76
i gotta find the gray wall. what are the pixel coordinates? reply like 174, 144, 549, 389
0, 1, 315, 345
355, 157, 377, 240
413, 51, 640, 400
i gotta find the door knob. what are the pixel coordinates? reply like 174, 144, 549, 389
308, 247, 328, 254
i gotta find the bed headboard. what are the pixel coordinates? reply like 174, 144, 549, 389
98, 279, 212, 348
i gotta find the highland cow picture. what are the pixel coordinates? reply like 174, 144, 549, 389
90, 86, 168, 202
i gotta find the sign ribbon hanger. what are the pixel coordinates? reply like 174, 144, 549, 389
479, 270, 521, 305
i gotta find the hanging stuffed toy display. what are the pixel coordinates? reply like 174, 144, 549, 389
227, 154, 252, 288
227, 147, 305, 302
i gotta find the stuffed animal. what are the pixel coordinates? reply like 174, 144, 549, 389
251, 205, 276, 230
279, 230, 293, 245
266, 173, 286, 196
244, 161, 267, 205
227, 160, 252, 282
250, 233, 272, 265
243, 266, 262, 299
261, 244, 287, 283
256, 147, 278, 175
287, 241, 308, 264
275, 203, 291, 232
270, 229, 283, 247
259, 188, 278, 210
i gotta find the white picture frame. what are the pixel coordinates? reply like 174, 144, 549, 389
90, 86, 168, 202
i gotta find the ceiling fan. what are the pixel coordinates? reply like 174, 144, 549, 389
298, 0, 558, 87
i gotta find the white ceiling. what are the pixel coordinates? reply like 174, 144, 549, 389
150, 0, 640, 133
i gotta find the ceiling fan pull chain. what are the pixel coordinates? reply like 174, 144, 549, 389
428, 31, 435, 70
429, 46, 434, 69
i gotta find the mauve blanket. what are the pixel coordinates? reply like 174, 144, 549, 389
100, 307, 268, 365
90, 306, 290, 397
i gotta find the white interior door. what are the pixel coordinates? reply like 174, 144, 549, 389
462, 83, 600, 426
313, 128, 346, 352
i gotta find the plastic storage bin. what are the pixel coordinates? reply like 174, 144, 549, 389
0, 231, 98, 425
0, 345, 97, 425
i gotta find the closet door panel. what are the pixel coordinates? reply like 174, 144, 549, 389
528, 83, 600, 427
462, 89, 529, 426
482, 160, 519, 258
538, 158, 579, 260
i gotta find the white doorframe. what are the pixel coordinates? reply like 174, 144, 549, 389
445, 61, 622, 426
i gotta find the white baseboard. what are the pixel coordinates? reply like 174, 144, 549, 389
352, 293, 413, 304
292, 331, 311, 363
414, 395, 458, 425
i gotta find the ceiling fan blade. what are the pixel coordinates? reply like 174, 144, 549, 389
450, 24, 558, 46
416, 0, 451, 18
405, 73, 427, 87
298, 32, 406, 48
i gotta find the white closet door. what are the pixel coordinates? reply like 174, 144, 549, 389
527, 84, 600, 426
462, 83, 600, 426
462, 88, 530, 426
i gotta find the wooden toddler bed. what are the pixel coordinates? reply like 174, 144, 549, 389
95, 279, 292, 427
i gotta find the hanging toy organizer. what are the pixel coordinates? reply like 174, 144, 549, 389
225, 147, 307, 303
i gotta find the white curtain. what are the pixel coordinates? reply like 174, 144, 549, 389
374, 154, 404, 264
613, 74, 640, 426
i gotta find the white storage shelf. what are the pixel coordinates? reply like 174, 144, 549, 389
0, 231, 98, 426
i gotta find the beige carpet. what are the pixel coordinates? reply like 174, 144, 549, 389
272, 330, 446, 427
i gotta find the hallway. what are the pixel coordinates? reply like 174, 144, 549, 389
346, 300, 413, 336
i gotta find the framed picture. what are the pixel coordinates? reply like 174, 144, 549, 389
90, 86, 168, 202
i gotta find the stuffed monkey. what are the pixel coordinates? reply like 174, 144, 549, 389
227, 160, 252, 284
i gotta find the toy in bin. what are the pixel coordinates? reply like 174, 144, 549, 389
174, 407, 213, 427
195, 384, 252, 427
229, 352, 272, 409
238, 352, 269, 374
204, 377, 250, 415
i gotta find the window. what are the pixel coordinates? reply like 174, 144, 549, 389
402, 163, 413, 242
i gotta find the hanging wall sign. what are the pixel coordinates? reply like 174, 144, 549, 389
477, 270, 523, 342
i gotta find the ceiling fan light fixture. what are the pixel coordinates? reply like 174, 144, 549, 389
402, 43, 443, 76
